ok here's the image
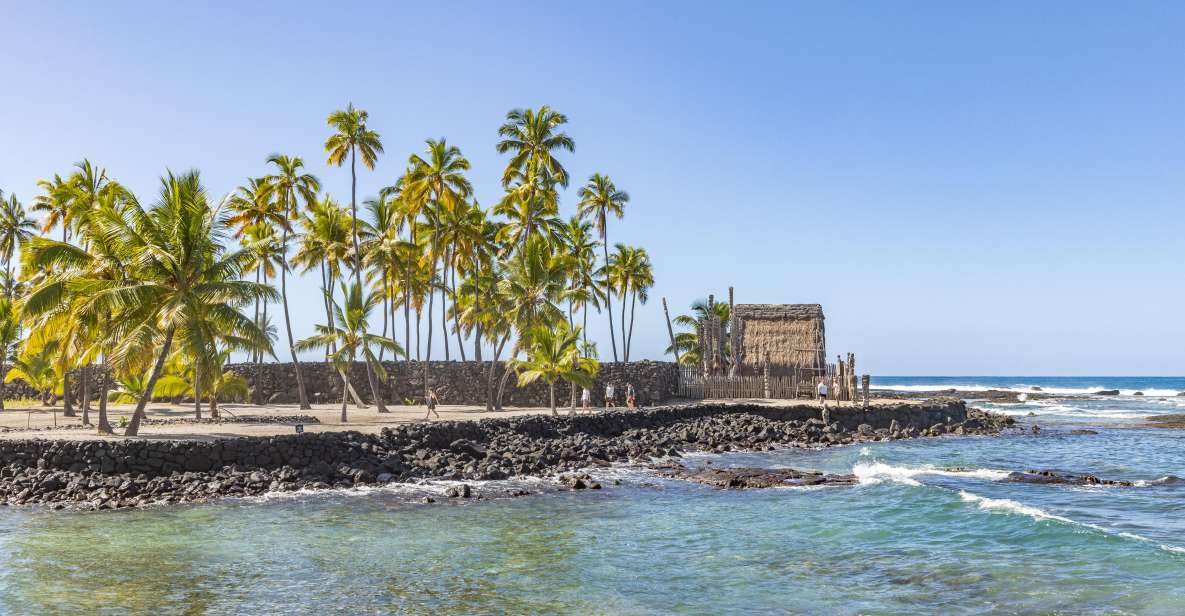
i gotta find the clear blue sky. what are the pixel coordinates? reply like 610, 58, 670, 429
1, 2, 1182, 375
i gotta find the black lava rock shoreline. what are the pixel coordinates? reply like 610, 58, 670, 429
0, 399, 1011, 510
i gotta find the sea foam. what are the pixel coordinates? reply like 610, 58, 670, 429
853, 462, 1010, 486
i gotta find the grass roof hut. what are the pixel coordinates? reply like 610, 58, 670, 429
732, 304, 826, 377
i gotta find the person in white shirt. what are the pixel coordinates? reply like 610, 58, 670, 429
817, 378, 830, 423
581, 387, 591, 412
605, 383, 616, 410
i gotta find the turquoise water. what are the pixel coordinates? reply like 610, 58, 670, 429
1, 379, 1183, 614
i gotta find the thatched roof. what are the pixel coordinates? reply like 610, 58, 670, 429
734, 304, 825, 375
733, 304, 824, 321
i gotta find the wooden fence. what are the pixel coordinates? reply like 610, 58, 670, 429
676, 365, 824, 400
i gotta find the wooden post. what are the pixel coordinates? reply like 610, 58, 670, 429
662, 297, 680, 365
763, 353, 770, 398
727, 287, 738, 377
861, 374, 870, 410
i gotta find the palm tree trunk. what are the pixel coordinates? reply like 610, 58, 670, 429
451, 264, 466, 361
0, 356, 7, 412
349, 147, 362, 289
62, 372, 75, 417
193, 360, 202, 420
253, 265, 261, 363
404, 264, 411, 361
549, 382, 556, 416
620, 281, 629, 363
97, 359, 112, 434
603, 239, 618, 362
125, 327, 175, 437
379, 275, 389, 362
423, 231, 438, 402
627, 291, 638, 361
80, 364, 91, 425
366, 358, 388, 413
281, 224, 311, 410
338, 370, 350, 422
486, 334, 508, 411
440, 245, 450, 361
320, 259, 333, 361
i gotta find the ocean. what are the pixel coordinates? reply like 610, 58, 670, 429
0, 377, 1182, 614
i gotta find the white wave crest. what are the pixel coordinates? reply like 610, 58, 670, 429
960, 491, 1185, 555
853, 462, 1010, 486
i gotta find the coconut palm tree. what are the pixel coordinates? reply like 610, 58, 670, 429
80, 170, 274, 436
296, 281, 401, 421
668, 298, 731, 366
264, 154, 319, 410
495, 106, 574, 249
0, 192, 36, 298
576, 173, 629, 362
559, 216, 603, 345
5, 343, 60, 406
0, 297, 20, 410
324, 103, 383, 289
32, 175, 75, 242
514, 323, 598, 415
405, 139, 473, 392
611, 245, 653, 362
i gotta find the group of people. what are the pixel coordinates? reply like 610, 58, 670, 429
579, 382, 638, 413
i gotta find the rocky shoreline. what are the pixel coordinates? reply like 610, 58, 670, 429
0, 400, 1013, 510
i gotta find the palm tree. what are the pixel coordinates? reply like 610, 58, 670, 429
514, 323, 598, 415
577, 173, 629, 362
324, 103, 383, 289
5, 343, 60, 406
264, 154, 319, 410
559, 216, 603, 346
669, 298, 731, 367
495, 106, 574, 249
296, 281, 401, 421
0, 297, 20, 410
0, 192, 36, 297
609, 245, 653, 362
228, 176, 284, 366
21, 201, 137, 433
405, 139, 473, 394
82, 170, 274, 436
32, 174, 76, 242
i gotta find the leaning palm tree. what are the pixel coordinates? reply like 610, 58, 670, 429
263, 154, 319, 410
514, 323, 598, 415
296, 281, 401, 421
0, 192, 36, 297
576, 173, 629, 361
324, 103, 383, 289
84, 170, 275, 436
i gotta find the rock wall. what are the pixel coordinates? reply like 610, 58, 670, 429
0, 361, 680, 407
183, 361, 680, 407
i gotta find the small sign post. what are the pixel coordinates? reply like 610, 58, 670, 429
295, 424, 304, 434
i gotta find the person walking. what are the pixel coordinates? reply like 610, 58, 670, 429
425, 388, 441, 420
581, 387, 591, 413
605, 382, 616, 411
817, 378, 830, 424
626, 383, 637, 410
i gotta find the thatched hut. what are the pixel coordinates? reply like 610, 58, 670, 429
732, 304, 826, 377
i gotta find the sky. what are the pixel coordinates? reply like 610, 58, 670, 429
1, 1, 1182, 375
